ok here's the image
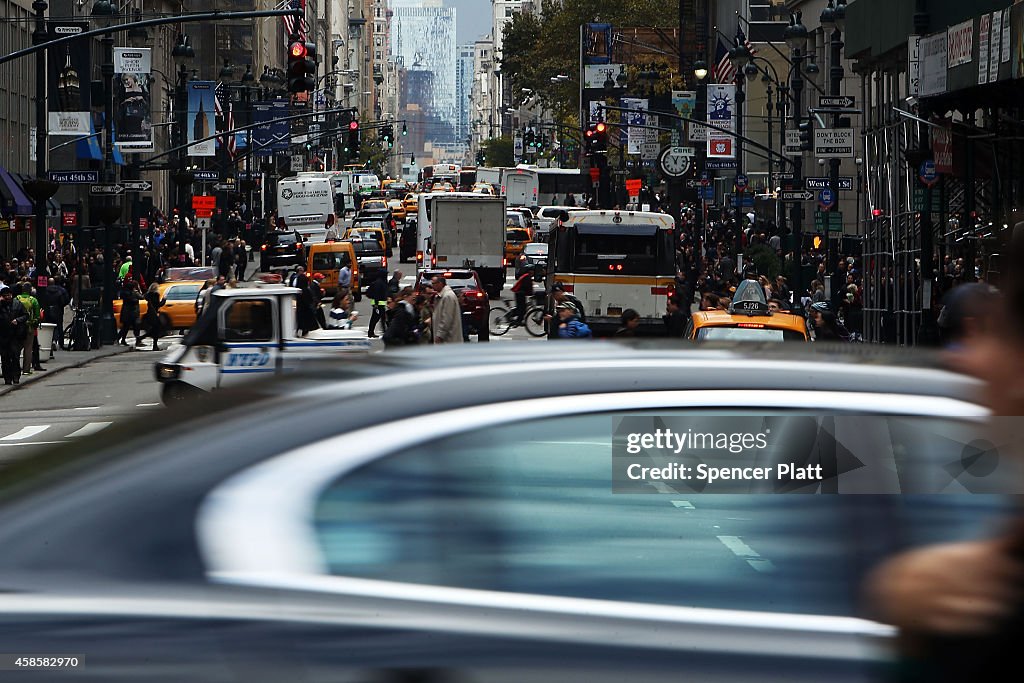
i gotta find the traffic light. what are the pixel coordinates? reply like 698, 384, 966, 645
593, 121, 608, 153
584, 123, 597, 155
798, 118, 813, 151
812, 234, 823, 250
475, 151, 485, 165
347, 119, 360, 155
287, 40, 315, 93
381, 124, 394, 148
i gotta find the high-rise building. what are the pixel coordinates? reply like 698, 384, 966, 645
391, 0, 456, 142
456, 44, 474, 144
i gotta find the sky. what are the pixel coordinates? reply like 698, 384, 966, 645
445, 0, 492, 46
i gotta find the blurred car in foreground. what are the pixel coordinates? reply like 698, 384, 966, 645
0, 344, 1012, 682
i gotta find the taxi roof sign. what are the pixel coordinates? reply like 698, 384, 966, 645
729, 279, 770, 316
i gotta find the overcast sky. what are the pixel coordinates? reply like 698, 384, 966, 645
445, 0, 492, 46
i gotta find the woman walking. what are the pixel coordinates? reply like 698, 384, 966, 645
139, 283, 166, 351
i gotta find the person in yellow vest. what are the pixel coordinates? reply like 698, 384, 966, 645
15, 283, 41, 375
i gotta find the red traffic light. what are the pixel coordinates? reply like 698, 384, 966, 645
585, 129, 594, 138
871, 208, 883, 217
289, 42, 306, 59
349, 120, 359, 131
595, 122, 607, 133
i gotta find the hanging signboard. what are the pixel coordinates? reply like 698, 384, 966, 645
706, 84, 736, 160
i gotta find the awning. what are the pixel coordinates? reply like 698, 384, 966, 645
0, 168, 33, 215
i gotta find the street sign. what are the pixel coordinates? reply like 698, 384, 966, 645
773, 172, 795, 181
197, 216, 211, 230
819, 96, 855, 108
193, 170, 219, 182
735, 173, 748, 190
641, 142, 660, 160
291, 154, 304, 172
49, 171, 97, 184
919, 160, 938, 187
701, 185, 715, 201
780, 190, 814, 202
819, 189, 836, 209
191, 195, 216, 211
784, 130, 801, 156
813, 128, 855, 158
90, 183, 124, 195
670, 146, 695, 156
589, 167, 601, 183
705, 159, 737, 170
214, 183, 235, 191
814, 211, 844, 232
122, 180, 152, 192
805, 176, 854, 191
688, 123, 707, 143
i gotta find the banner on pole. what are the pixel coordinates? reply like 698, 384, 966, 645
187, 81, 217, 157
706, 84, 736, 159
114, 48, 152, 152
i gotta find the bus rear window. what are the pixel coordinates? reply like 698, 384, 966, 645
571, 232, 672, 275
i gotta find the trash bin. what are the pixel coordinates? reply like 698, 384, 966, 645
38, 323, 57, 359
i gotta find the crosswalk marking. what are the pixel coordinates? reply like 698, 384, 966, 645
65, 422, 112, 438
0, 425, 49, 441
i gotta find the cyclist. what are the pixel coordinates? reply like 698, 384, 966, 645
510, 264, 535, 324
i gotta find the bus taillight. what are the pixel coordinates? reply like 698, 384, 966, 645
416, 251, 423, 263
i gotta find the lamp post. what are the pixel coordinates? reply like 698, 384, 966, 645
170, 34, 194, 217
694, 58, 709, 247
729, 40, 752, 254
785, 11, 809, 305
24, 0, 59, 285
820, 0, 846, 275
91, 0, 119, 344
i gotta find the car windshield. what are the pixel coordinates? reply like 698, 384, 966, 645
267, 232, 299, 245
419, 273, 477, 290
350, 240, 382, 255
506, 229, 530, 242
524, 244, 548, 256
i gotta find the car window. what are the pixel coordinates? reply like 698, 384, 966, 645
166, 284, 201, 301
506, 229, 530, 242
223, 299, 273, 342
313, 411, 1012, 616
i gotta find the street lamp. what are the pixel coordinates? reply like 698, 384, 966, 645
784, 11, 809, 303
820, 0, 846, 273
91, 0, 119, 344
170, 34, 194, 218
25, 0, 59, 283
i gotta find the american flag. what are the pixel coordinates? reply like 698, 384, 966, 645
714, 25, 758, 84
214, 83, 237, 160
281, 0, 308, 43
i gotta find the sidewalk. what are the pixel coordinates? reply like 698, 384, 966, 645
0, 343, 133, 397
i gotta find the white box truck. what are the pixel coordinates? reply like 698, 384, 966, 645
426, 194, 506, 298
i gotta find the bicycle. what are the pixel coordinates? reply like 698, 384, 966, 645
488, 295, 547, 337
63, 306, 97, 351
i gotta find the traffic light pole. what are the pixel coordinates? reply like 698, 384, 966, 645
791, 48, 806, 304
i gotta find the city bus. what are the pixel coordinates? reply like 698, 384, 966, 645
419, 164, 462, 192
523, 165, 589, 206
548, 210, 677, 336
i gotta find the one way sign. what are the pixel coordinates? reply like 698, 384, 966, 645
819, 96, 855, 108
90, 184, 124, 195
123, 180, 152, 192
780, 190, 814, 201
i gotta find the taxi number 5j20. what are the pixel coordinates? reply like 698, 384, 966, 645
226, 352, 270, 367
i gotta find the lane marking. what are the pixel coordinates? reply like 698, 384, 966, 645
73, 406, 102, 411
136, 403, 160, 407
65, 422, 113, 438
0, 425, 49, 441
671, 500, 695, 509
717, 535, 776, 574
0, 440, 64, 448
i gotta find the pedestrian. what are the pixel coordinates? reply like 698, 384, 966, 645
15, 283, 40, 375
337, 259, 352, 292
556, 302, 592, 338
615, 309, 640, 337
430, 276, 463, 344
366, 270, 389, 338
210, 240, 223, 273
387, 269, 403, 297
118, 280, 142, 346
138, 283, 166, 351
44, 277, 70, 351
294, 270, 319, 336
326, 292, 358, 329
0, 285, 27, 385
382, 287, 417, 348
324, 215, 340, 242
663, 296, 687, 337
219, 240, 235, 280
310, 273, 327, 329
235, 240, 248, 281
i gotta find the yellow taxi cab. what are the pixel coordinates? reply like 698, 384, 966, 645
403, 192, 419, 215
343, 226, 387, 251
386, 198, 407, 222
307, 241, 360, 299
504, 224, 533, 267
113, 280, 207, 333
686, 280, 809, 342
359, 198, 390, 213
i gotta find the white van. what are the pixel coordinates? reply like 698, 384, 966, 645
278, 176, 336, 243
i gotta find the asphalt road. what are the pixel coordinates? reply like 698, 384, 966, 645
0, 345, 170, 468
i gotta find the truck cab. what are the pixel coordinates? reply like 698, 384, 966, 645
155, 285, 376, 403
